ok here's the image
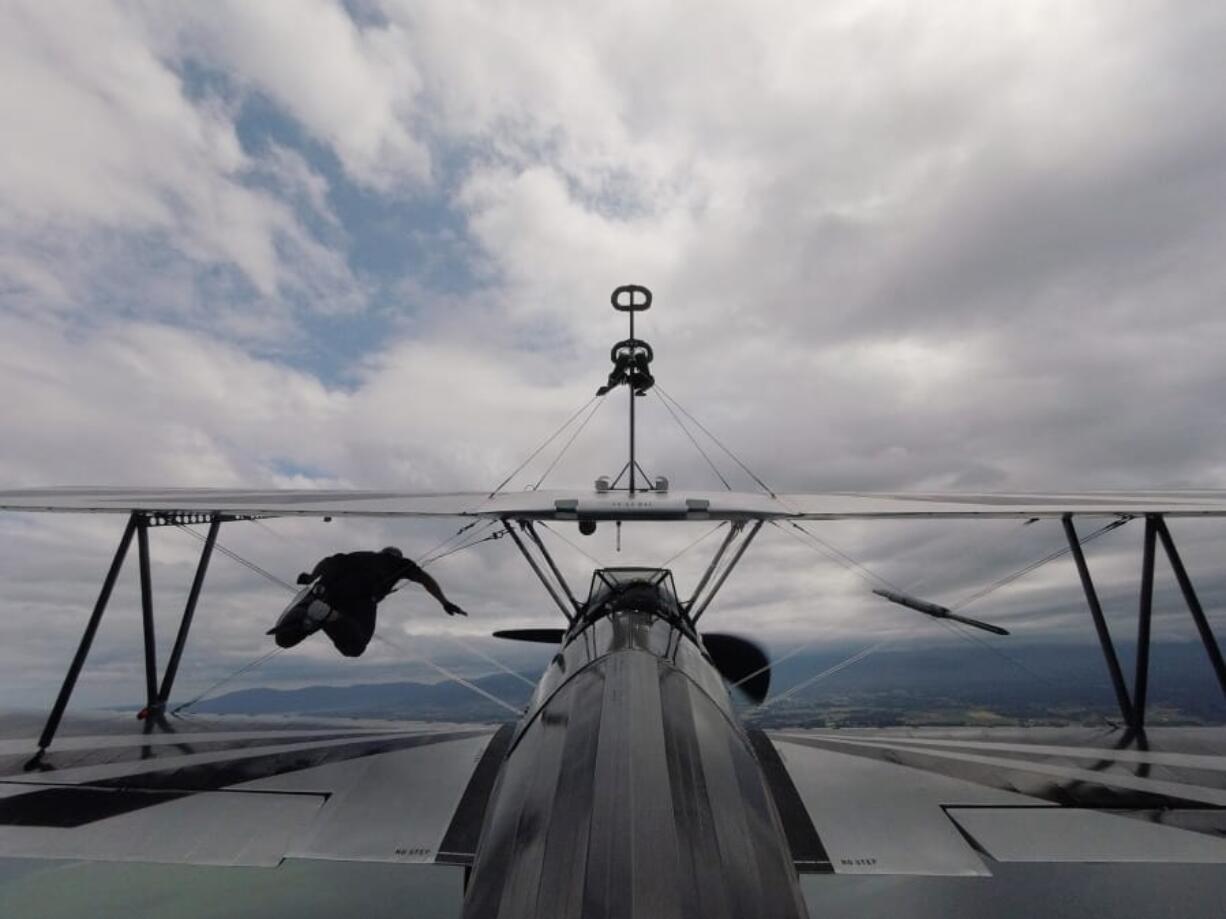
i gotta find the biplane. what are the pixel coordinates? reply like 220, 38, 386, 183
2, 286, 1226, 918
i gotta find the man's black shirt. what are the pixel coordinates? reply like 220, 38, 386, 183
311, 551, 423, 606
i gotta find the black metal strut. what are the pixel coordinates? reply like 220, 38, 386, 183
157, 516, 222, 708
137, 516, 159, 710
1064, 512, 1226, 730
36, 513, 139, 753
520, 520, 581, 616
1154, 515, 1226, 697
690, 520, 764, 624
1063, 514, 1136, 728
33, 512, 223, 756
686, 521, 743, 612
503, 519, 576, 623
1133, 515, 1158, 726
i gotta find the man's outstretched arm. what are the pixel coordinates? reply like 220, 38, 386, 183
404, 566, 467, 616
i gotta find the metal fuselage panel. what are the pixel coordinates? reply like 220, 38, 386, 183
462, 607, 808, 919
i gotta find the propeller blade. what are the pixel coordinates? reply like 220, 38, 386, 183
703, 632, 771, 704
492, 628, 566, 644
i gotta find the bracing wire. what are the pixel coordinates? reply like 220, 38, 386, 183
175, 525, 298, 591
730, 636, 822, 690
419, 521, 481, 567
660, 522, 728, 568
770, 520, 901, 594
422, 521, 501, 567
766, 515, 1129, 702
532, 395, 609, 490
372, 633, 523, 716
651, 389, 732, 490
170, 648, 284, 715
949, 517, 1129, 612
925, 615, 1118, 728
487, 394, 603, 498
790, 521, 905, 593
443, 635, 536, 688
538, 521, 605, 566
170, 519, 507, 713
654, 384, 778, 498
931, 615, 1063, 691
753, 634, 905, 711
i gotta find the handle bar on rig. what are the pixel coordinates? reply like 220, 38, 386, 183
611, 284, 652, 311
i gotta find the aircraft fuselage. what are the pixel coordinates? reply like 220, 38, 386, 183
462, 571, 808, 919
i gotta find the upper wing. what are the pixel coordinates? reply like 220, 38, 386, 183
5, 486, 1226, 520
756, 726, 1226, 876
773, 489, 1226, 518
0, 487, 510, 518
0, 714, 511, 868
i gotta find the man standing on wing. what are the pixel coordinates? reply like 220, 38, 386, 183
270, 546, 467, 657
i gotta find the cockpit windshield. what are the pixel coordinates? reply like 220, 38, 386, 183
584, 567, 681, 619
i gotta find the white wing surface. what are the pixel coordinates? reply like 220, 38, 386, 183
5, 486, 1226, 520
762, 726, 1226, 875
0, 715, 511, 868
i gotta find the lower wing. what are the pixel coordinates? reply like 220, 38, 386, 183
757, 725, 1226, 876
0, 714, 511, 868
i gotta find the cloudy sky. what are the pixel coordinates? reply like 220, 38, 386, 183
2, 0, 1226, 710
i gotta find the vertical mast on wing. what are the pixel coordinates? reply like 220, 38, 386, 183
601, 284, 656, 494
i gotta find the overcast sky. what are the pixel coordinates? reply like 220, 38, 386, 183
3, 0, 1226, 710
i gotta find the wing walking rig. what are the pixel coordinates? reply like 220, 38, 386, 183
3, 286, 1226, 918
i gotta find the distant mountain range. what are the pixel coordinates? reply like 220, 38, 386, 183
190, 671, 536, 721
188, 641, 1226, 726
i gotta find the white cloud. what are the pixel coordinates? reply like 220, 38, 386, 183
0, 0, 363, 325
4, 0, 1226, 710
165, 0, 430, 189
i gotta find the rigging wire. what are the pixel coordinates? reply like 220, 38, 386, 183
532, 395, 609, 490
654, 384, 779, 498
770, 520, 902, 594
730, 636, 823, 690
422, 522, 503, 566
949, 517, 1129, 612
753, 633, 907, 711
651, 389, 732, 490
170, 647, 284, 715
790, 521, 905, 593
372, 632, 523, 716
903, 516, 1039, 598
660, 522, 728, 568
767, 515, 1129, 704
418, 521, 481, 568
922, 615, 1118, 728
175, 525, 298, 592
538, 521, 605, 566
487, 394, 604, 498
930, 614, 1064, 691
443, 635, 536, 688
169, 519, 505, 713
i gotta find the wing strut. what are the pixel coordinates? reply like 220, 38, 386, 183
30, 511, 234, 762
1062, 514, 1136, 728
35, 512, 138, 756
690, 519, 764, 623
158, 516, 221, 707
1063, 512, 1226, 730
502, 519, 578, 622
1153, 515, 1226, 697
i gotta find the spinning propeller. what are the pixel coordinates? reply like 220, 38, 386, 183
701, 633, 771, 704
